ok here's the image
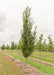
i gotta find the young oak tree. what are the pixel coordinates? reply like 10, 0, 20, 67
6, 44, 10, 50
11, 41, 15, 50
48, 34, 53, 51
36, 34, 43, 57
48, 34, 54, 56
18, 39, 22, 49
1, 44, 5, 50
21, 6, 37, 64
42, 39, 47, 51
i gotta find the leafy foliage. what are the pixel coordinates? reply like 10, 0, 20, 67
48, 34, 54, 51
6, 44, 10, 50
11, 41, 15, 50
21, 6, 37, 58
1, 44, 5, 50
36, 34, 43, 51
42, 39, 47, 51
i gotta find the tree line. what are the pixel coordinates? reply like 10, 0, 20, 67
1, 6, 54, 64
36, 34, 54, 52
1, 34, 54, 52
1, 41, 21, 50
1, 6, 54, 52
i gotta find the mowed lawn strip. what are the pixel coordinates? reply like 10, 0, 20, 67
30, 55, 54, 63
4, 50, 54, 64
32, 51, 54, 58
6, 50, 54, 59
5, 51, 54, 75
0, 52, 25, 75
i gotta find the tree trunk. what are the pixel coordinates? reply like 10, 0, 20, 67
24, 57, 27, 69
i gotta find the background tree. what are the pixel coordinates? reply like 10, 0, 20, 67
21, 6, 37, 64
36, 34, 43, 57
41, 39, 48, 57
14, 43, 17, 49
6, 44, 10, 50
18, 40, 22, 49
11, 41, 15, 50
48, 34, 53, 51
48, 34, 54, 56
1, 44, 5, 50
42, 39, 47, 51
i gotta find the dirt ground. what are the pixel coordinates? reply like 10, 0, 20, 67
1, 51, 45, 75
0, 51, 24, 75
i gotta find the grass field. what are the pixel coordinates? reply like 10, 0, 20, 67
32, 51, 54, 58
3, 50, 54, 75
4, 50, 54, 64
0, 51, 25, 75
31, 55, 54, 63
5, 50, 54, 59
5, 50, 54, 58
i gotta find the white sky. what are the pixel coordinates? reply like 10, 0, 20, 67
0, 0, 54, 45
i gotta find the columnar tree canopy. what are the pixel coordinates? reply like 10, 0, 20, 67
21, 6, 37, 58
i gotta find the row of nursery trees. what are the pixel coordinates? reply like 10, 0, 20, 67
1, 6, 54, 63
36, 34, 54, 52
1, 34, 54, 52
1, 7, 54, 52
1, 41, 21, 50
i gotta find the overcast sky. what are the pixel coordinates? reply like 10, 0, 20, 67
0, 0, 54, 45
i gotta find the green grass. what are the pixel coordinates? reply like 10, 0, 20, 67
5, 50, 54, 59
31, 55, 54, 63
6, 49, 23, 55
32, 51, 54, 58
4, 50, 54, 63
4, 50, 54, 64
0, 51, 25, 75
4, 51, 54, 75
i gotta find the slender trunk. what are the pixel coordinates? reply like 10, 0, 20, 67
24, 57, 27, 69
26, 57, 27, 65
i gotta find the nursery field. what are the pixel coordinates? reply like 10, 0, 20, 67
1, 50, 54, 75
0, 1, 54, 75
0, 51, 25, 75
5, 50, 54, 58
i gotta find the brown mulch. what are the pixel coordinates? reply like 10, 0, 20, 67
1, 51, 44, 75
